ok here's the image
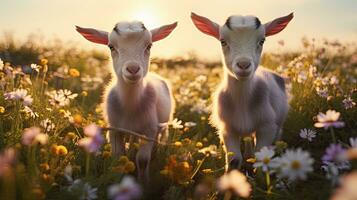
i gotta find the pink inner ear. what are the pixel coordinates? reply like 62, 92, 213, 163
191, 12, 220, 40
265, 13, 294, 37
151, 22, 178, 42
75, 26, 109, 45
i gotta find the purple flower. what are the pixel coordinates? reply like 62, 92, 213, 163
342, 96, 356, 110
78, 124, 104, 153
108, 176, 142, 200
322, 144, 347, 165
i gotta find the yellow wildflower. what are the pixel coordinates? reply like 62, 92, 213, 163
73, 114, 82, 125
102, 151, 111, 159
42, 174, 54, 184
104, 143, 111, 151
183, 138, 192, 145
40, 58, 48, 66
39, 163, 50, 171
174, 141, 183, 148
227, 152, 235, 158
69, 68, 80, 77
124, 161, 136, 173
0, 106, 5, 113
81, 91, 88, 97
196, 142, 203, 148
66, 132, 77, 140
118, 156, 129, 165
56, 145, 68, 156
97, 119, 106, 127
51, 144, 58, 155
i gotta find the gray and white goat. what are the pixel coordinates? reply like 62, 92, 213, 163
191, 12, 293, 170
76, 21, 177, 180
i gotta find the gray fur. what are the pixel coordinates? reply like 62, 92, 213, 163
272, 73, 286, 91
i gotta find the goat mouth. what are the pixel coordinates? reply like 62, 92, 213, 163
123, 75, 141, 83
235, 72, 251, 78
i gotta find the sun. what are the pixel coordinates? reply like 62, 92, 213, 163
130, 8, 161, 29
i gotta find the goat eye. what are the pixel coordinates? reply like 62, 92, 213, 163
146, 44, 152, 52
259, 39, 265, 46
108, 45, 115, 51
220, 40, 227, 46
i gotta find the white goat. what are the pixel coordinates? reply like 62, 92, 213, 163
191, 12, 293, 170
76, 21, 177, 180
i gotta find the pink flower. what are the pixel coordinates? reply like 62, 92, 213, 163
217, 170, 251, 198
78, 124, 104, 153
22, 127, 48, 146
314, 110, 345, 130
331, 172, 357, 200
4, 89, 33, 106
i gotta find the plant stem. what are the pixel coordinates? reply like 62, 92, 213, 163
85, 153, 90, 177
223, 191, 232, 200
329, 127, 336, 143
265, 171, 272, 194
190, 156, 207, 180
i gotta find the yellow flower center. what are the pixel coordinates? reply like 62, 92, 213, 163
263, 158, 270, 164
291, 160, 301, 170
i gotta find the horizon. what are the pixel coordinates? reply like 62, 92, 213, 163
0, 0, 356, 60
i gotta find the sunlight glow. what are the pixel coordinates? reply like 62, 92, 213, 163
130, 8, 161, 29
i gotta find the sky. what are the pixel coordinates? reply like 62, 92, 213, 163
0, 0, 356, 60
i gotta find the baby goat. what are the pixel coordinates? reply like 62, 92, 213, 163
76, 21, 177, 180
191, 12, 293, 170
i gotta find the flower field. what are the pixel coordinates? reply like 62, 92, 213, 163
0, 36, 356, 200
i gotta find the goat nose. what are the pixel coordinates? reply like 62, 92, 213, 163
237, 60, 251, 69
126, 65, 140, 74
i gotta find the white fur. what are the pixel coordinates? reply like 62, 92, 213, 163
104, 22, 174, 181
210, 16, 289, 170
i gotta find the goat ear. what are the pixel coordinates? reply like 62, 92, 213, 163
151, 22, 178, 42
264, 13, 294, 37
75, 26, 109, 45
191, 12, 220, 40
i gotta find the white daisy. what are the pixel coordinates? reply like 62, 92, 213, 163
277, 148, 314, 181
253, 146, 279, 172
47, 89, 77, 107
30, 64, 40, 72
170, 118, 183, 129
299, 128, 317, 142
22, 106, 39, 119
40, 119, 55, 132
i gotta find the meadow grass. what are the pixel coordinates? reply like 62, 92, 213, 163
0, 36, 356, 200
